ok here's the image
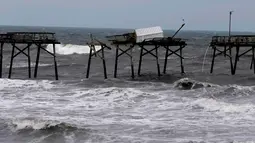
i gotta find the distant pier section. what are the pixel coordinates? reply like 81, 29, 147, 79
210, 35, 255, 74
0, 32, 60, 80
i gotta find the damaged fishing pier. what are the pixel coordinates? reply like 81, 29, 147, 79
210, 35, 255, 75
0, 32, 60, 80
86, 25, 187, 79
0, 26, 187, 80
2, 29, 254, 80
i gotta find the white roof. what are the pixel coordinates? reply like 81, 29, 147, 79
135, 26, 163, 37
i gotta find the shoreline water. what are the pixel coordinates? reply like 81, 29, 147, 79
0, 26, 255, 143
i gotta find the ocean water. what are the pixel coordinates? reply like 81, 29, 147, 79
1, 26, 255, 143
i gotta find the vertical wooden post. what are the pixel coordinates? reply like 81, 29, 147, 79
138, 45, 143, 76
180, 45, 184, 74
130, 45, 135, 79
53, 44, 59, 80
229, 46, 234, 74
86, 48, 93, 78
232, 46, 240, 75
0, 43, 4, 78
210, 46, 216, 73
34, 44, 41, 78
155, 45, 161, 77
27, 44, 31, 78
101, 46, 107, 79
114, 45, 119, 78
8, 44, 15, 78
250, 46, 254, 70
250, 55, 253, 70
224, 45, 227, 57
253, 46, 255, 74
163, 46, 169, 74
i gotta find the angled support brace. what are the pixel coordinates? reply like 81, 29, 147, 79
138, 44, 161, 76
163, 45, 186, 74
9, 43, 32, 78
86, 39, 110, 79
113, 44, 135, 78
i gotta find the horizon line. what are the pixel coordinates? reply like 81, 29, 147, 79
0, 24, 255, 33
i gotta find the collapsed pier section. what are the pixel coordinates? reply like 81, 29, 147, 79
87, 26, 187, 79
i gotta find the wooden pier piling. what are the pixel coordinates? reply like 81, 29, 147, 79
0, 42, 4, 78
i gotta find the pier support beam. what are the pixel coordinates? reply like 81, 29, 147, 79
86, 48, 93, 79
8, 44, 15, 79
130, 45, 135, 79
102, 45, 107, 79
27, 45, 31, 78
114, 45, 119, 78
34, 44, 41, 79
250, 51, 253, 70
210, 46, 216, 73
138, 46, 143, 76
224, 45, 227, 57
252, 46, 255, 73
0, 32, 60, 79
210, 35, 255, 75
34, 43, 59, 80
229, 46, 234, 74
53, 44, 58, 80
210, 43, 254, 75
107, 33, 187, 78
251, 46, 255, 72
156, 46, 161, 77
163, 46, 169, 74
0, 43, 4, 78
232, 46, 240, 75
180, 45, 185, 74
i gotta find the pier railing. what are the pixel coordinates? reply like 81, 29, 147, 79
0, 32, 58, 43
211, 35, 255, 45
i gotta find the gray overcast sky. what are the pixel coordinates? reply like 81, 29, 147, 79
1, 0, 255, 31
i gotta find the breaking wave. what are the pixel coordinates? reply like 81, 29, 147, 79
9, 119, 77, 131
46, 44, 102, 55
2, 77, 255, 142
173, 78, 255, 98
173, 78, 217, 90
0, 78, 56, 90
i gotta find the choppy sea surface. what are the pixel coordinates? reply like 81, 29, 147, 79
1, 26, 255, 143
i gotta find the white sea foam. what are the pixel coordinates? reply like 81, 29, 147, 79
46, 44, 102, 55
6, 63, 52, 68
233, 141, 255, 143
11, 119, 56, 130
1, 79, 255, 142
0, 78, 55, 90
9, 118, 75, 131
191, 98, 255, 114
27, 134, 53, 143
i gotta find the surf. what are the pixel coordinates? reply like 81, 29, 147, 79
46, 44, 102, 55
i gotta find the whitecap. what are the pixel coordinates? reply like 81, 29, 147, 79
46, 44, 101, 55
